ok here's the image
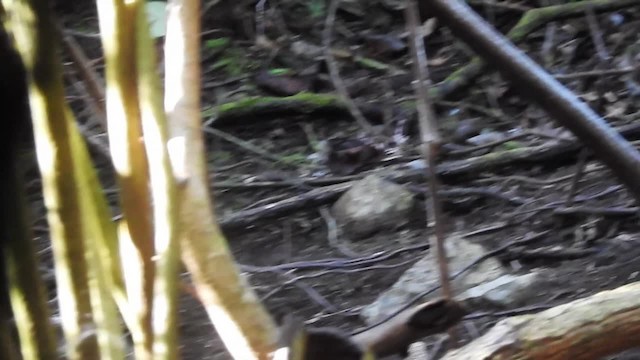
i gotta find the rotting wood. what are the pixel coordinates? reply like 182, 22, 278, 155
442, 281, 640, 360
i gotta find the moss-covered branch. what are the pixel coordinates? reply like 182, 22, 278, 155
209, 92, 386, 127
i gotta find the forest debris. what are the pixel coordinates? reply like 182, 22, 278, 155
353, 298, 467, 357
427, 0, 640, 203
553, 206, 639, 218
277, 298, 466, 359
435, 0, 639, 99
220, 183, 350, 232
216, 122, 640, 232
323, 0, 375, 135
503, 246, 596, 261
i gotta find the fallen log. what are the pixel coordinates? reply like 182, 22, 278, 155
442, 281, 640, 360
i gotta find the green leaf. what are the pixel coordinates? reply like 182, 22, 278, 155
205, 37, 230, 49
211, 48, 245, 76
211, 57, 233, 71
355, 56, 389, 71
279, 152, 309, 165
501, 141, 524, 150
201, 107, 216, 118
307, 0, 325, 18
268, 68, 291, 76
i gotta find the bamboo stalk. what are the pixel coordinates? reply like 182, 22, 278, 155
164, 0, 279, 358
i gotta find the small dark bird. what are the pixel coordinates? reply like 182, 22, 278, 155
323, 137, 383, 175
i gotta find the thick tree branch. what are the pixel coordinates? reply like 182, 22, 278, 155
423, 0, 640, 204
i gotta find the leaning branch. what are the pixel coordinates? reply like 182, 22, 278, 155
436, 0, 638, 99
426, 0, 640, 204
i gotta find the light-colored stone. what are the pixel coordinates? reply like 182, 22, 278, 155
462, 272, 542, 308
405, 342, 428, 360
332, 174, 414, 238
361, 233, 506, 324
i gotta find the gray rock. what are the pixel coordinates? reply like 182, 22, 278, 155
361, 234, 506, 324
466, 131, 504, 146
332, 174, 414, 238
461, 272, 542, 308
406, 159, 427, 171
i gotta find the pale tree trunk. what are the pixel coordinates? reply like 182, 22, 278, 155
164, 0, 280, 359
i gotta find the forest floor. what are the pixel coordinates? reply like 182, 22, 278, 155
31, 0, 640, 359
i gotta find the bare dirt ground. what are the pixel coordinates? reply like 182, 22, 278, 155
30, 0, 640, 359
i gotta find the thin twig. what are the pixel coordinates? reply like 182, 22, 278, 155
201, 0, 222, 15
202, 126, 286, 163
553, 206, 639, 217
540, 14, 557, 67
322, 0, 375, 135
473, 165, 606, 187
466, 0, 531, 12
63, 29, 101, 39
405, 0, 452, 300
435, 100, 511, 124
464, 304, 555, 320
539, 0, 559, 68
564, 150, 589, 206
584, 6, 611, 63
554, 67, 634, 80
319, 207, 360, 258
507, 185, 625, 218
260, 273, 340, 313
447, 129, 572, 157
240, 242, 430, 273
60, 29, 106, 127
255, 0, 267, 41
